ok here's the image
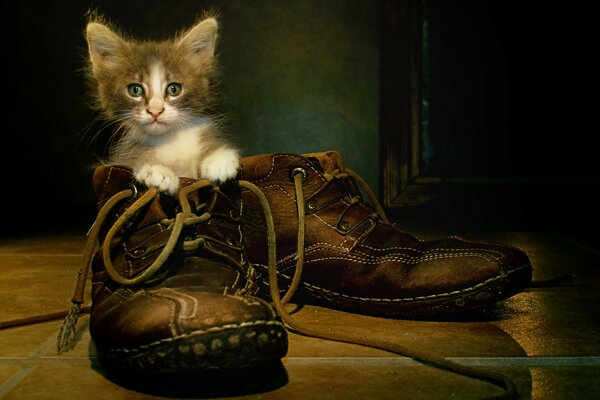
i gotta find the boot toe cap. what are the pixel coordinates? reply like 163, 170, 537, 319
90, 287, 287, 374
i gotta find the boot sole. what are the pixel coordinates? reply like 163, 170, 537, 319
96, 321, 288, 375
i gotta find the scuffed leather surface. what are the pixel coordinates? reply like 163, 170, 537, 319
89, 166, 279, 353
239, 151, 533, 316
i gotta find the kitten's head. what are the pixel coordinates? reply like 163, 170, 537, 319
85, 16, 218, 137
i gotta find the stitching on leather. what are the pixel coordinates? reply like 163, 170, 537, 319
339, 230, 361, 249
139, 291, 178, 336
269, 241, 504, 267
339, 235, 356, 249
98, 166, 133, 206
274, 246, 500, 274
122, 241, 134, 277
239, 183, 297, 210
104, 320, 283, 353
235, 199, 245, 276
310, 213, 357, 248
312, 213, 338, 231
252, 154, 326, 184
231, 269, 242, 292
303, 265, 531, 302
251, 155, 278, 183
225, 294, 263, 307
273, 251, 500, 274
301, 252, 498, 265
358, 243, 505, 258
261, 265, 531, 302
310, 201, 371, 243
99, 167, 114, 201
351, 248, 501, 262
238, 196, 249, 271
261, 183, 297, 203
161, 288, 199, 320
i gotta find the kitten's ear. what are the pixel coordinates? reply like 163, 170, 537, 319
86, 22, 125, 70
178, 18, 218, 63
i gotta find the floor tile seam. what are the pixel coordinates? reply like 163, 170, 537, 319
1, 356, 598, 367
282, 356, 600, 367
0, 365, 38, 399
0, 358, 90, 366
523, 251, 584, 255
28, 328, 63, 361
0, 253, 82, 257
0, 326, 58, 399
0, 328, 65, 397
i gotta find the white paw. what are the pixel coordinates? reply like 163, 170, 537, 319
134, 164, 179, 194
200, 148, 240, 183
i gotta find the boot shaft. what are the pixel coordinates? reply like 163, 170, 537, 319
78, 165, 288, 375
239, 150, 532, 318
91, 166, 247, 294
239, 151, 406, 265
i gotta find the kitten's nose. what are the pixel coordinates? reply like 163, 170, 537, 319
146, 107, 164, 120
146, 97, 165, 120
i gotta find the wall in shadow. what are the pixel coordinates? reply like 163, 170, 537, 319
2, 0, 380, 234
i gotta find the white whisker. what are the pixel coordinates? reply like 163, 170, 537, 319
82, 17, 238, 186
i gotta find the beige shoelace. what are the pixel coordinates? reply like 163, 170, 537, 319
1, 177, 518, 399
275, 168, 518, 400
323, 167, 391, 225
56, 180, 219, 351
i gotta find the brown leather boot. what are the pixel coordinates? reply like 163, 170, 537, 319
59, 166, 287, 375
239, 151, 533, 318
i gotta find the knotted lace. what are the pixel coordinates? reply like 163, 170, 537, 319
4, 172, 517, 399
56, 179, 219, 352
324, 168, 391, 225
268, 167, 519, 400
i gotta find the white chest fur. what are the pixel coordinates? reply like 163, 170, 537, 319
150, 125, 206, 178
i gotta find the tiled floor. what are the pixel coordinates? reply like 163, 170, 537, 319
1, 225, 599, 399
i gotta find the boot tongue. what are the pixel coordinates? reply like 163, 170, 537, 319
303, 150, 345, 174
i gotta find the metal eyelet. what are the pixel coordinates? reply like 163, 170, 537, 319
338, 221, 351, 232
306, 199, 317, 211
127, 183, 138, 201
131, 248, 145, 257
290, 167, 308, 183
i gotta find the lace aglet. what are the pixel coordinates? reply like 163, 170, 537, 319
57, 302, 82, 354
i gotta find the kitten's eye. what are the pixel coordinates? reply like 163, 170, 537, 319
127, 84, 144, 97
166, 83, 182, 97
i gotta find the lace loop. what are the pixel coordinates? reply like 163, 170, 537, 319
57, 180, 217, 352
325, 168, 391, 225
269, 167, 518, 400
102, 188, 184, 286
57, 187, 135, 352
182, 237, 207, 252
51, 171, 517, 398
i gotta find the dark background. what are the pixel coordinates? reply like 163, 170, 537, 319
2, 1, 598, 248
426, 1, 596, 179
391, 1, 599, 248
2, 0, 381, 234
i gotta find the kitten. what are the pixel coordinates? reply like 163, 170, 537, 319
85, 16, 239, 194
